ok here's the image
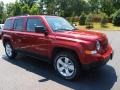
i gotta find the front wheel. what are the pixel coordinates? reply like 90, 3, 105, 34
5, 42, 17, 59
54, 52, 81, 80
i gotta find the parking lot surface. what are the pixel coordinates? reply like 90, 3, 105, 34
0, 31, 120, 90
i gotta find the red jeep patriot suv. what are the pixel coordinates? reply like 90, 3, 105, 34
2, 15, 113, 80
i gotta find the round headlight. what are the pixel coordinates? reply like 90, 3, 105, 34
96, 41, 101, 51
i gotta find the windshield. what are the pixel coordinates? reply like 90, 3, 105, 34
45, 16, 75, 32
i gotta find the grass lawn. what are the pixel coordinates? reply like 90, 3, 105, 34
76, 22, 120, 31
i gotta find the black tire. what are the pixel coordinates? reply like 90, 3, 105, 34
53, 52, 81, 80
5, 42, 17, 59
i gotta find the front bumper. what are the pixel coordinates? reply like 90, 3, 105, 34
81, 45, 113, 70
82, 53, 113, 70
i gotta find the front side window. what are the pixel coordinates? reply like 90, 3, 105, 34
27, 18, 44, 32
4, 19, 13, 30
14, 18, 24, 31
45, 16, 75, 32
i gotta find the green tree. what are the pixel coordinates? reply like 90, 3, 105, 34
42, 0, 88, 17
3, 0, 119, 23
6, 3, 15, 16
100, 0, 115, 16
113, 0, 120, 10
63, 0, 88, 17
113, 9, 120, 26
13, 2, 22, 16
79, 12, 86, 25
101, 12, 108, 27
0, 1, 4, 23
19, 0, 37, 8
85, 13, 93, 28
21, 4, 29, 14
30, 4, 40, 15
88, 0, 100, 13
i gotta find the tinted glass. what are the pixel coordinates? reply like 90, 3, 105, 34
27, 18, 44, 32
4, 19, 13, 29
14, 18, 24, 31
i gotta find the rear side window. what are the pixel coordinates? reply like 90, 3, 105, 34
27, 18, 44, 32
14, 18, 24, 31
4, 19, 13, 30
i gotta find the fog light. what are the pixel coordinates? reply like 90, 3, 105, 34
85, 50, 97, 55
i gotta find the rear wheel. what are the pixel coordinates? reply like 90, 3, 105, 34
5, 42, 17, 59
54, 52, 81, 80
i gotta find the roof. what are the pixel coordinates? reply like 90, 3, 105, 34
7, 15, 59, 20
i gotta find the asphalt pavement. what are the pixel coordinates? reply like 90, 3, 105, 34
0, 31, 120, 90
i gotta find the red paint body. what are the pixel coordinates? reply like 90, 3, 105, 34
2, 15, 113, 66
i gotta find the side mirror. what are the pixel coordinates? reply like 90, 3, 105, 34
73, 23, 77, 27
35, 26, 48, 35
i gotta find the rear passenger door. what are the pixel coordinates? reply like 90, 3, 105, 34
23, 17, 51, 57
13, 18, 26, 49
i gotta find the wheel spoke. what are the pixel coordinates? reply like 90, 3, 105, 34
58, 59, 65, 66
65, 69, 71, 76
68, 65, 74, 71
65, 57, 69, 64
58, 67, 64, 72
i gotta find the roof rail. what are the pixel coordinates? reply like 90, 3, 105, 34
23, 14, 30, 16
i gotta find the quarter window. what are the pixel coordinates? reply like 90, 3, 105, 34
14, 18, 24, 31
4, 19, 13, 30
27, 18, 44, 32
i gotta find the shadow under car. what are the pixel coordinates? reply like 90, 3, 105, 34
2, 54, 117, 90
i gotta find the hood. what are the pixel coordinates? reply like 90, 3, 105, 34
54, 29, 105, 42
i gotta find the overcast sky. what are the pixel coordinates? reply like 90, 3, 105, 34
0, 0, 16, 4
